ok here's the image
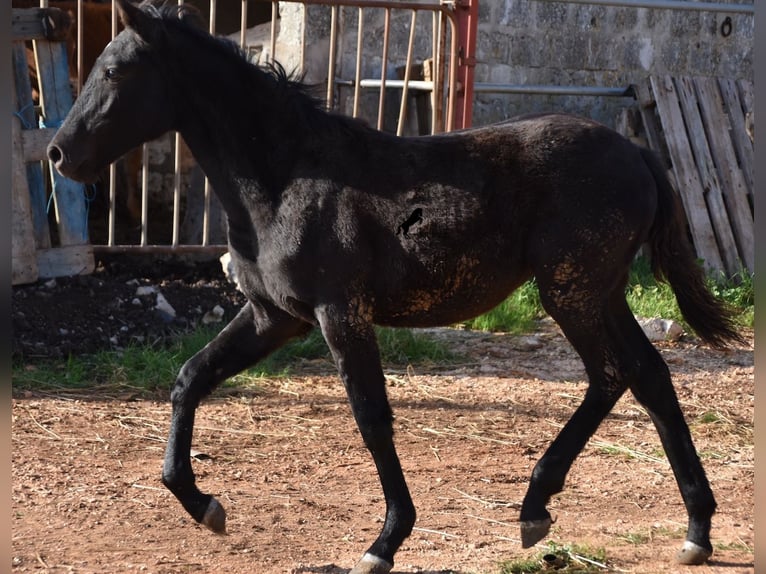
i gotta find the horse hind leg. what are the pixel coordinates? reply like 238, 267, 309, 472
519, 278, 639, 548
620, 307, 716, 564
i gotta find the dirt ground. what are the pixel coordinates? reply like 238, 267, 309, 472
12, 258, 754, 573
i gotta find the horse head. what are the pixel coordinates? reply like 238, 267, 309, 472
47, 0, 203, 182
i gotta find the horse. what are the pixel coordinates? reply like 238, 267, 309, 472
48, 1, 743, 571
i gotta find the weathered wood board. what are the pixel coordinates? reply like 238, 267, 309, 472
11, 7, 95, 285
629, 75, 754, 276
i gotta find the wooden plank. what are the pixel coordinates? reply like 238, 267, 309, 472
12, 117, 40, 286
36, 245, 96, 279
12, 41, 52, 249
631, 82, 667, 164
12, 7, 73, 42
673, 76, 739, 276
693, 76, 754, 272
717, 78, 754, 198
649, 75, 724, 274
34, 38, 91, 247
21, 127, 58, 163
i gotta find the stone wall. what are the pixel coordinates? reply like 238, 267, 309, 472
273, 0, 753, 129
472, 0, 754, 126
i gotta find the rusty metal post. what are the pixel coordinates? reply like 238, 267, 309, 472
454, 0, 477, 129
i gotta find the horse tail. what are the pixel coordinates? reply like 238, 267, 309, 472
641, 147, 743, 349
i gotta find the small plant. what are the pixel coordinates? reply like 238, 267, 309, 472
498, 541, 609, 573
12, 325, 454, 393
461, 280, 545, 333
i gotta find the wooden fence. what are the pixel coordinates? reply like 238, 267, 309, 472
12, 7, 95, 285
630, 75, 754, 276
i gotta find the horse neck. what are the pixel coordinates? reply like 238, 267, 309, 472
168, 35, 302, 213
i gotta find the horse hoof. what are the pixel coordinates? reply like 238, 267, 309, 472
349, 553, 393, 574
676, 540, 712, 565
520, 518, 552, 548
201, 497, 227, 534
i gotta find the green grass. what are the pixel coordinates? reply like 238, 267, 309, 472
461, 280, 544, 334
498, 541, 609, 573
463, 256, 753, 335
12, 326, 455, 393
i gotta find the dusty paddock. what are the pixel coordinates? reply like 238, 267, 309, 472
12, 325, 753, 574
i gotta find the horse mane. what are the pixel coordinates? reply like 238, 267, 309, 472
142, 0, 369, 136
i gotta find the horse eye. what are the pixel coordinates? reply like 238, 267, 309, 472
104, 67, 120, 81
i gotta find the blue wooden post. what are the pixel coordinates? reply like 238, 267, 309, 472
34, 38, 89, 246
12, 42, 52, 249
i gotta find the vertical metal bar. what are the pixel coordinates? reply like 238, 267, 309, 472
203, 0, 218, 247
431, 11, 441, 134
140, 144, 149, 246
301, 2, 307, 72
376, 7, 391, 131
445, 14, 458, 132
326, 5, 338, 109
270, 1, 278, 62
396, 10, 418, 136
76, 0, 83, 95
454, 0, 477, 129
240, 0, 248, 48
172, 0, 185, 248
108, 0, 118, 246
352, 7, 364, 118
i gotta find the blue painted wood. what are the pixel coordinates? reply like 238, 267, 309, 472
35, 38, 89, 246
12, 41, 51, 249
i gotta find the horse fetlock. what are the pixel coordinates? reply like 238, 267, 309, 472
349, 553, 393, 574
676, 540, 712, 565
200, 497, 227, 534
519, 517, 552, 549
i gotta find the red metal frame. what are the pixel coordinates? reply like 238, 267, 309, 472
454, 0, 478, 129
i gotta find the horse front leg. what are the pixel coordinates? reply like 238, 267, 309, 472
162, 300, 311, 533
316, 304, 415, 574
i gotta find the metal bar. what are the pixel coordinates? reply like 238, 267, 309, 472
140, 144, 149, 246
352, 7, 364, 117
358, 79, 434, 90
240, 0, 248, 48
108, 0, 118, 247
203, 0, 217, 247
396, 10, 419, 136
540, 0, 753, 14
444, 11, 457, 131
454, 0, 477, 129
270, 1, 278, 62
473, 83, 635, 97
327, 5, 339, 109
93, 244, 229, 255
376, 7, 391, 131
76, 0, 83, 95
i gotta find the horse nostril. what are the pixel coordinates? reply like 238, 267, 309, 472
47, 144, 63, 164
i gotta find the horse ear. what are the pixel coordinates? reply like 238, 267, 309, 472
177, 4, 207, 31
115, 0, 160, 38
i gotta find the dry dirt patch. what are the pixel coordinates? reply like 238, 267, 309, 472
12, 324, 753, 574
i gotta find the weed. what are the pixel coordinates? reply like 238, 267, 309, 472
498, 541, 609, 573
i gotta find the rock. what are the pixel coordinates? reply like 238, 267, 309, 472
154, 292, 177, 321
638, 317, 684, 342
44, 279, 57, 289
202, 304, 225, 325
135, 285, 157, 296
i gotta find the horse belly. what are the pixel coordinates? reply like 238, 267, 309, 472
374, 262, 530, 328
